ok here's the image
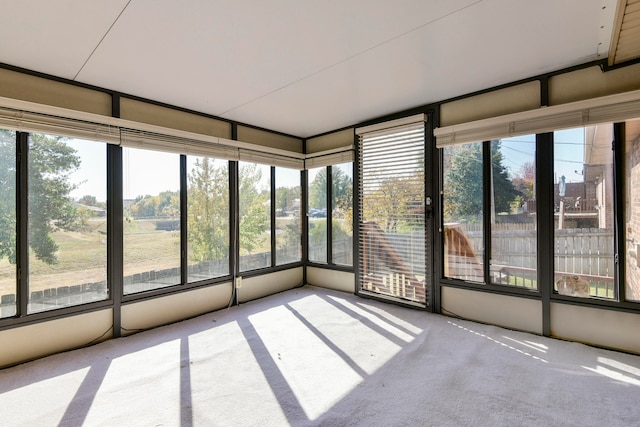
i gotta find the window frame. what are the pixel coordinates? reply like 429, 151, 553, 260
305, 163, 355, 270
439, 124, 640, 312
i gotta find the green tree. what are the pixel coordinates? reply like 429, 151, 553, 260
443, 141, 521, 220
309, 168, 328, 209
362, 173, 423, 233
276, 185, 300, 215
0, 132, 82, 265
28, 133, 83, 264
0, 130, 17, 264
187, 158, 229, 262
239, 163, 269, 254
78, 195, 97, 206
490, 141, 522, 213
309, 167, 352, 211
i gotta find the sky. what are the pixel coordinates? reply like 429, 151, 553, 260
498, 127, 588, 184
65, 128, 587, 204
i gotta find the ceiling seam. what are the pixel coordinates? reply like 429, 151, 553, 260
73, 0, 133, 81
217, 0, 484, 117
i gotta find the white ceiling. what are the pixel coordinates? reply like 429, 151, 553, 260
0, 0, 618, 138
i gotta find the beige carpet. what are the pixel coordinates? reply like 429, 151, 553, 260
1, 285, 639, 426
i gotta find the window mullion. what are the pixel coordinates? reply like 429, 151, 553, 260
327, 165, 333, 264
16, 132, 28, 318
483, 141, 491, 285
180, 155, 188, 285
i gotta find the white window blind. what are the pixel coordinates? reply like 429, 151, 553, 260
0, 95, 314, 169
358, 117, 427, 305
120, 128, 239, 160
238, 148, 304, 170
0, 106, 120, 144
304, 146, 354, 169
435, 88, 640, 147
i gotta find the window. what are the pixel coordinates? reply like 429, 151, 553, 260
28, 134, 108, 313
442, 136, 537, 288
308, 166, 327, 263
443, 142, 484, 282
554, 126, 615, 299
187, 156, 230, 282
489, 137, 537, 289
275, 167, 301, 265
0, 129, 16, 318
123, 147, 181, 294
624, 118, 640, 303
239, 162, 271, 272
331, 163, 353, 266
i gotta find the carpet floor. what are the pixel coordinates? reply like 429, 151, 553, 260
1, 285, 639, 426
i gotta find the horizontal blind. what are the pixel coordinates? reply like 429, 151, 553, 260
238, 148, 304, 169
0, 106, 120, 144
120, 128, 239, 160
305, 147, 354, 169
358, 119, 427, 305
435, 88, 640, 147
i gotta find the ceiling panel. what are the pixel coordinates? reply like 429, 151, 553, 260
221, 0, 616, 136
75, 0, 478, 120
0, 0, 620, 138
0, 0, 129, 78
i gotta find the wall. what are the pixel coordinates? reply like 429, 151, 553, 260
306, 267, 355, 294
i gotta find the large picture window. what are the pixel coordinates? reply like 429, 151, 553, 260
443, 142, 484, 283
489, 136, 537, 289
442, 136, 537, 288
239, 162, 271, 272
123, 147, 181, 294
275, 167, 301, 265
187, 156, 230, 282
308, 166, 328, 263
553, 126, 615, 299
332, 163, 353, 266
28, 134, 108, 313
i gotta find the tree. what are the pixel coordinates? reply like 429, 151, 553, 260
362, 172, 423, 233
238, 163, 269, 254
309, 167, 352, 214
0, 132, 82, 265
309, 168, 328, 210
275, 185, 300, 215
512, 161, 535, 201
443, 141, 521, 220
0, 130, 17, 264
187, 157, 229, 262
28, 134, 83, 264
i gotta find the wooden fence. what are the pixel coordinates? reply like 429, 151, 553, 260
449, 223, 615, 297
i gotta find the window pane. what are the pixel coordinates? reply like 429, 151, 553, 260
239, 162, 271, 271
625, 118, 640, 302
275, 167, 301, 265
123, 148, 180, 294
490, 137, 537, 289
332, 163, 353, 266
187, 156, 229, 282
443, 142, 484, 282
308, 167, 327, 263
28, 134, 107, 313
554, 126, 615, 299
0, 130, 16, 318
